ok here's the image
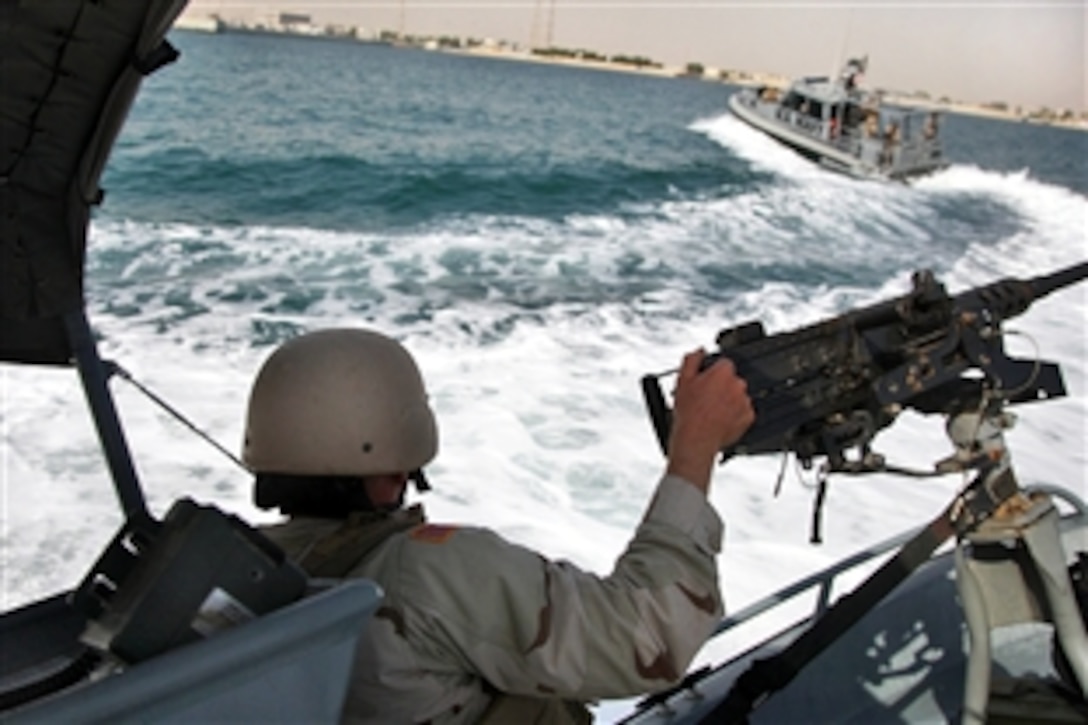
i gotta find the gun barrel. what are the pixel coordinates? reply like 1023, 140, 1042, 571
1031, 261, 1088, 300
952, 260, 1088, 323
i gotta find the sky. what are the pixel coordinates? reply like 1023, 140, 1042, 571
185, 1, 1086, 113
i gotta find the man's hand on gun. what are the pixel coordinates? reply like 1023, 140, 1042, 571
667, 350, 754, 494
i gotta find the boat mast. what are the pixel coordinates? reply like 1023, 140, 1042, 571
834, 7, 855, 79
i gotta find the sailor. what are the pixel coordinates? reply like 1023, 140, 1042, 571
242, 328, 754, 724
880, 120, 900, 167
924, 112, 939, 140
863, 110, 880, 138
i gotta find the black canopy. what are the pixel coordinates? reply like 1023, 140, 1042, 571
0, 0, 188, 364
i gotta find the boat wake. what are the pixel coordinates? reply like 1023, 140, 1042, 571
692, 112, 823, 180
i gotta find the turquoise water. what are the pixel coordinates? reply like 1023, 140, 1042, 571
106, 33, 745, 230
90, 30, 1087, 351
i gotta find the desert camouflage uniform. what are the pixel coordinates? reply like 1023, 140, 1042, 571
261, 474, 723, 724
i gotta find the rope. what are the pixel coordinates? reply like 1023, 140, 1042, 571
107, 361, 247, 471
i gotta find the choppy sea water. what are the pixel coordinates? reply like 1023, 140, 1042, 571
2, 29, 1086, 720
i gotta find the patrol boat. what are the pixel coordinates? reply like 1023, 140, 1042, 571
1, 3, 1085, 723
728, 58, 947, 181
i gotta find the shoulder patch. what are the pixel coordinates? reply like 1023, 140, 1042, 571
408, 523, 459, 544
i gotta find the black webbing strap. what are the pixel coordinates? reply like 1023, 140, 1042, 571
0, 649, 101, 712
706, 468, 1019, 723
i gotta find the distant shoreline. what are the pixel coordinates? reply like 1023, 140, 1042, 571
173, 17, 1086, 133
449, 46, 1086, 133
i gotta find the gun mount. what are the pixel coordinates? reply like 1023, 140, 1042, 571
637, 261, 1088, 723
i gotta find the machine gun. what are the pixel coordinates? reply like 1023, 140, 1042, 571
642, 261, 1087, 473
639, 260, 1088, 724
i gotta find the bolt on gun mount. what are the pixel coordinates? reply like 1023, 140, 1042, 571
642, 261, 1087, 473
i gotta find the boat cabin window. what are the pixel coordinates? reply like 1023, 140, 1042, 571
782, 92, 824, 119
781, 92, 804, 111
844, 103, 864, 128
879, 110, 921, 142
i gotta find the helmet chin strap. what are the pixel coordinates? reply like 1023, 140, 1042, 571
410, 469, 431, 492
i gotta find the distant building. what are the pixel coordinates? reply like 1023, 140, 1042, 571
278, 13, 311, 27
174, 14, 221, 33
268, 12, 322, 36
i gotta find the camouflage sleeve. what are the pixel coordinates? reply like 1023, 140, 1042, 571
397, 474, 724, 701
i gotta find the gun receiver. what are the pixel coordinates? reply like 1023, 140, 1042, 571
642, 261, 1087, 470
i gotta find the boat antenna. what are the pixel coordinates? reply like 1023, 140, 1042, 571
834, 7, 856, 79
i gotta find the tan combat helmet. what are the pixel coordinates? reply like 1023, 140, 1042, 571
243, 329, 438, 481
